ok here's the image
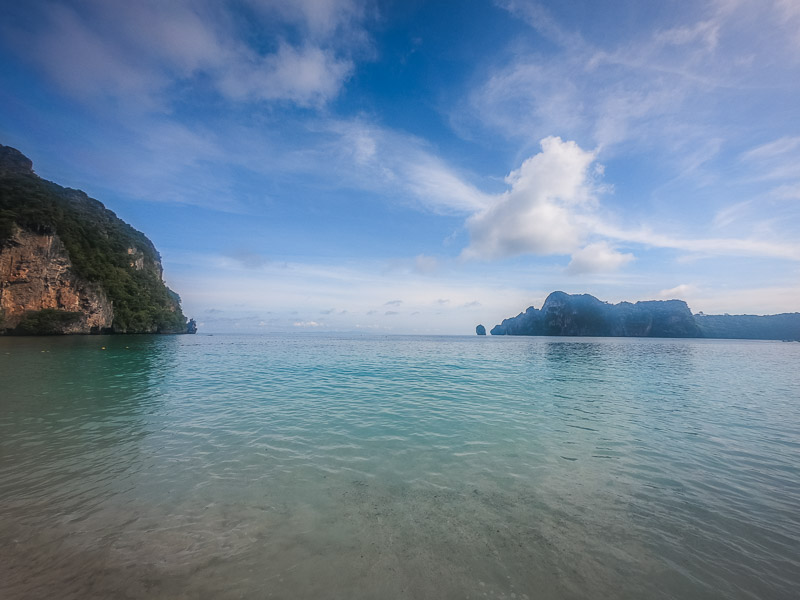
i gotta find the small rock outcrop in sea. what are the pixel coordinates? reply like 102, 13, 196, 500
489, 291, 800, 340
186, 318, 198, 334
0, 144, 188, 335
476, 324, 486, 335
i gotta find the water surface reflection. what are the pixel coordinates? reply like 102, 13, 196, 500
0, 335, 798, 599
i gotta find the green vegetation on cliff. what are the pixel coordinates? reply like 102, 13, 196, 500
11, 309, 84, 335
490, 292, 701, 338
0, 145, 187, 333
695, 313, 800, 340
489, 292, 800, 340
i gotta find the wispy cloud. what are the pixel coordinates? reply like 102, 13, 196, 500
739, 136, 800, 181
246, 0, 368, 40
224, 249, 270, 269
657, 284, 696, 300
596, 222, 800, 261
320, 119, 493, 213
567, 242, 634, 275
682, 284, 800, 316
4, 0, 368, 110
466, 0, 800, 162
216, 42, 353, 106
712, 201, 753, 229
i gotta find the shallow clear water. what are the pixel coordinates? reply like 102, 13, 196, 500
1, 334, 799, 599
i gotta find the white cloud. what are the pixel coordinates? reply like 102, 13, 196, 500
687, 284, 800, 315
93, 0, 230, 74
22, 5, 164, 107
245, 0, 366, 41
656, 284, 696, 299
741, 136, 800, 161
651, 19, 719, 49
404, 160, 491, 213
224, 249, 270, 269
775, 0, 800, 48
773, 184, 800, 200
459, 135, 800, 265
6, 0, 365, 110
497, 0, 583, 50
739, 136, 800, 182
465, 0, 800, 167
595, 222, 800, 260
319, 119, 493, 213
463, 136, 597, 260
217, 43, 353, 105
293, 320, 321, 327
712, 200, 752, 228
566, 242, 634, 275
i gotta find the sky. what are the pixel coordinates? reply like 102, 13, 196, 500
1, 0, 799, 334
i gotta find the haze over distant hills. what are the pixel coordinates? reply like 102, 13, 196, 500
486, 292, 800, 340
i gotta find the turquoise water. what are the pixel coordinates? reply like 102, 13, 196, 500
1, 334, 799, 599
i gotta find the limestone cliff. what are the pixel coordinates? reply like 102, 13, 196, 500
0, 144, 188, 334
487, 291, 800, 340
0, 229, 112, 333
490, 291, 701, 338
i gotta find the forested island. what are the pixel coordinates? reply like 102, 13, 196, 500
0, 144, 191, 335
487, 291, 800, 340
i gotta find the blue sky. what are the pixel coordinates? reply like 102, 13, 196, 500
2, 0, 799, 333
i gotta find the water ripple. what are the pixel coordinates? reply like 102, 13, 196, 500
1, 334, 799, 599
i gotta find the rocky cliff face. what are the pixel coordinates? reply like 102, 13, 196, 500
1, 229, 113, 333
488, 292, 800, 339
490, 291, 701, 338
0, 143, 188, 334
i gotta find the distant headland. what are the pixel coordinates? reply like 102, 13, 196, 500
0, 144, 194, 335
485, 291, 800, 340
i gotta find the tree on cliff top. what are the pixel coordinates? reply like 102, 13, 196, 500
0, 144, 187, 333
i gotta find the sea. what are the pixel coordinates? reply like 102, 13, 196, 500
1, 333, 798, 599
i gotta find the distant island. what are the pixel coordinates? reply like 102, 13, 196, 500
0, 144, 193, 335
486, 291, 800, 340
